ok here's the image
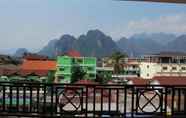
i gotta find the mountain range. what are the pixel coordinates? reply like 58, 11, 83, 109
117, 33, 186, 57
39, 29, 119, 58
14, 29, 186, 58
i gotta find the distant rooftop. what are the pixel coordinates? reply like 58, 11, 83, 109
145, 51, 186, 57
21, 60, 56, 71
75, 79, 98, 85
23, 53, 48, 60
153, 76, 186, 85
125, 76, 186, 86
66, 50, 81, 57
0, 69, 49, 77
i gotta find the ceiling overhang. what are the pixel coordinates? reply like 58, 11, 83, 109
118, 0, 186, 4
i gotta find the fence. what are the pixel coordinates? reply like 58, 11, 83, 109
0, 82, 186, 117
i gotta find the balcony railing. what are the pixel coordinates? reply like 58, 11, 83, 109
0, 82, 186, 117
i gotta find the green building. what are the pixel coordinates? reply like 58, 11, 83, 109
55, 56, 96, 83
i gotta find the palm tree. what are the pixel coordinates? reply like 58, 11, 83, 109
110, 51, 127, 74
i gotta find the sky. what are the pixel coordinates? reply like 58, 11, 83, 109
0, 0, 186, 54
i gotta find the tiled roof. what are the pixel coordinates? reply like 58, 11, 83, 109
67, 50, 81, 57
0, 68, 49, 77
0, 64, 20, 70
3, 69, 19, 76
153, 76, 186, 85
126, 77, 151, 85
23, 53, 48, 60
125, 76, 186, 85
18, 70, 49, 77
21, 60, 56, 71
0, 69, 3, 75
75, 79, 98, 85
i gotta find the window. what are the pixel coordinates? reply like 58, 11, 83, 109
76, 58, 83, 63
58, 76, 64, 79
147, 73, 149, 77
172, 67, 177, 70
162, 66, 168, 70
87, 67, 94, 70
182, 67, 186, 70
89, 74, 95, 78
147, 65, 149, 68
59, 67, 65, 71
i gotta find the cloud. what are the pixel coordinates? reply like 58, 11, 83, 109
126, 14, 186, 36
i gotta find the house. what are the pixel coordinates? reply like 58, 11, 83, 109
140, 52, 186, 79
55, 56, 96, 83
20, 60, 56, 82
21, 60, 56, 71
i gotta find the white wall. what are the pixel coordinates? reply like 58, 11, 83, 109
140, 62, 186, 78
139, 62, 160, 79
156, 64, 186, 76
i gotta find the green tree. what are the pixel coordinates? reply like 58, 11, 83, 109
110, 51, 127, 74
71, 65, 86, 83
96, 72, 112, 84
47, 70, 55, 83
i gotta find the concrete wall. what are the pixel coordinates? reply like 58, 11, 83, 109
139, 62, 160, 79
140, 62, 186, 78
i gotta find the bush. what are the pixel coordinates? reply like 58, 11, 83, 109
71, 65, 86, 83
96, 72, 112, 84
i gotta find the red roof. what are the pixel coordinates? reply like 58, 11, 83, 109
21, 60, 56, 71
153, 76, 186, 85
0, 69, 3, 75
18, 70, 49, 77
125, 76, 186, 85
126, 77, 151, 85
67, 50, 81, 57
0, 68, 49, 77
75, 79, 98, 85
3, 69, 19, 76
23, 53, 48, 60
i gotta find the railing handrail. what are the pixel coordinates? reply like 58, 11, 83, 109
1, 81, 186, 87
0, 81, 186, 117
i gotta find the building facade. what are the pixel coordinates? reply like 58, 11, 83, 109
55, 56, 96, 83
100, 57, 140, 77
140, 52, 186, 79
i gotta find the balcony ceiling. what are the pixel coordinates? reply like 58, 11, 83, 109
118, 0, 186, 4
